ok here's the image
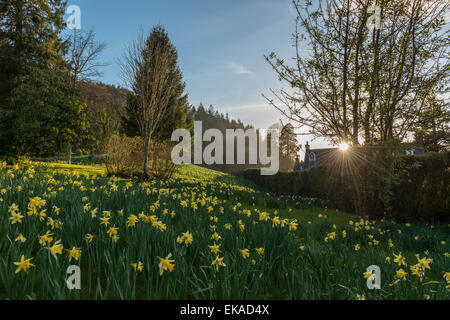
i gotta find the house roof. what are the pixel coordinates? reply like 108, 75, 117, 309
305, 148, 339, 163
307, 148, 338, 156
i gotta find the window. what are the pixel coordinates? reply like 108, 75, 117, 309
309, 152, 316, 162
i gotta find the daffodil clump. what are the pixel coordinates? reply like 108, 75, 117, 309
0, 162, 448, 300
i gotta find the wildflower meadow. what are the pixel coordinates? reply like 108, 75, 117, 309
0, 162, 448, 300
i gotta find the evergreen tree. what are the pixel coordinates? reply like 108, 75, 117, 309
0, 66, 96, 157
279, 124, 300, 172
121, 26, 192, 140
0, 0, 67, 109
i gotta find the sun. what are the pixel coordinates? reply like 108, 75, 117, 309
339, 142, 350, 152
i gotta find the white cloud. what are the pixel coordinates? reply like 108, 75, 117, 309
227, 62, 253, 75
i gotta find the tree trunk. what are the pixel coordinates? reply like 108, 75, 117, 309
67, 144, 72, 164
365, 23, 381, 145
342, 0, 350, 141
143, 137, 150, 178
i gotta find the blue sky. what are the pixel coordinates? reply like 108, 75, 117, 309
65, 1, 450, 152
65, 0, 329, 150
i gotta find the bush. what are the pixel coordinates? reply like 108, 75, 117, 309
147, 140, 176, 179
104, 134, 177, 180
104, 134, 143, 178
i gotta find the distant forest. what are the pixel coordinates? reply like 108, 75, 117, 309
78, 81, 252, 141
79, 81, 270, 175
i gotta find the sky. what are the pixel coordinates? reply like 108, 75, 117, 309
66, 0, 332, 153
64, 1, 450, 152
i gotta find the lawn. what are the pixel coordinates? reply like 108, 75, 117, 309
0, 161, 448, 299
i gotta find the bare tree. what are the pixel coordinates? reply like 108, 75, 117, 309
66, 28, 107, 86
264, 0, 449, 146
120, 28, 178, 178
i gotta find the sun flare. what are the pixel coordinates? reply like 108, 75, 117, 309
339, 142, 350, 151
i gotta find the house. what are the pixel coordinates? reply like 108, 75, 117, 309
293, 142, 339, 171
301, 142, 340, 171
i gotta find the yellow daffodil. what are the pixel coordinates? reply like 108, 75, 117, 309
131, 262, 144, 272
240, 249, 250, 259
85, 234, 95, 243
15, 234, 27, 243
107, 226, 118, 237
8, 203, 19, 214
443, 272, 450, 283
14, 255, 35, 273
127, 214, 139, 227
158, 253, 175, 276
364, 271, 375, 281
209, 243, 221, 255
39, 231, 53, 246
9, 212, 24, 224
211, 255, 226, 271
177, 231, 193, 247
395, 269, 407, 280
393, 253, 406, 266
67, 247, 81, 262
48, 240, 64, 260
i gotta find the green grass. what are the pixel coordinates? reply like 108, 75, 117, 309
32, 161, 353, 226
32, 161, 107, 177
242, 203, 354, 226
0, 161, 448, 300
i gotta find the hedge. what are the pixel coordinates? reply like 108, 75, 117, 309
244, 151, 450, 222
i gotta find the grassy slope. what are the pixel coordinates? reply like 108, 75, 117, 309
4, 161, 449, 299
32, 161, 354, 225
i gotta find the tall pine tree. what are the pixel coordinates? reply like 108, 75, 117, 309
121, 25, 192, 140
0, 0, 67, 109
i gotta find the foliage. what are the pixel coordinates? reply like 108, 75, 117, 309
390, 152, 450, 221
64, 28, 108, 86
244, 151, 450, 222
119, 25, 184, 177
0, 66, 97, 157
104, 134, 143, 178
413, 95, 450, 152
104, 134, 177, 180
279, 123, 300, 172
264, 0, 449, 146
122, 89, 192, 141
0, 0, 67, 109
78, 81, 128, 150
0, 162, 448, 299
146, 140, 177, 179
120, 25, 193, 141
188, 103, 263, 175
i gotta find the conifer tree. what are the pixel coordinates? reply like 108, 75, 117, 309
121, 25, 192, 140
0, 0, 67, 109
